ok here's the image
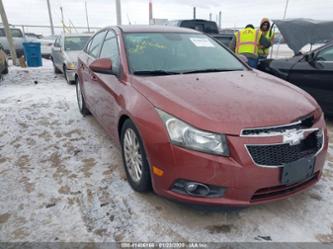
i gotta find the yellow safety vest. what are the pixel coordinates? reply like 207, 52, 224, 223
235, 28, 261, 56
258, 31, 274, 57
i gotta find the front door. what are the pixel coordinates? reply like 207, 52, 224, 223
83, 31, 108, 114
90, 30, 123, 139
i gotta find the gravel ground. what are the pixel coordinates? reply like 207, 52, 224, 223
0, 60, 332, 243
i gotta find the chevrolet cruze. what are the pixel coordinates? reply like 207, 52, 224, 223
76, 25, 328, 206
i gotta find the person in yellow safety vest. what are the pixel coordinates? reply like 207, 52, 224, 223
258, 18, 275, 59
229, 24, 270, 68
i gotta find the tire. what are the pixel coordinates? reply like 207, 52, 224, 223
63, 65, 70, 84
121, 119, 152, 192
64, 66, 75, 84
76, 77, 90, 116
3, 61, 8, 75
53, 62, 61, 74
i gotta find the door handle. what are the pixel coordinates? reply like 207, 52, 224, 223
90, 74, 98, 81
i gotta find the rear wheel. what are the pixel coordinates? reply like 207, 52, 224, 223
121, 119, 152, 192
3, 61, 8, 74
76, 77, 90, 116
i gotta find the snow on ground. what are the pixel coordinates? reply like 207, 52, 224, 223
0, 60, 333, 243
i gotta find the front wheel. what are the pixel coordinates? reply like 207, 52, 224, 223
121, 119, 152, 192
63, 66, 71, 84
53, 61, 61, 74
76, 78, 90, 116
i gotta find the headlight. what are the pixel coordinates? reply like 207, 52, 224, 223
157, 109, 229, 156
66, 62, 77, 70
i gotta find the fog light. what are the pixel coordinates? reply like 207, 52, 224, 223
184, 182, 209, 196
185, 183, 198, 192
172, 179, 225, 198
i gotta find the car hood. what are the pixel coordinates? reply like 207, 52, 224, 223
265, 55, 303, 75
273, 18, 333, 54
130, 70, 318, 135
64, 50, 81, 63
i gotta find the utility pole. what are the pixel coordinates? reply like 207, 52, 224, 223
193, 7, 196, 19
283, 0, 289, 19
0, 0, 17, 65
209, 13, 212, 21
218, 11, 222, 28
275, 0, 290, 58
127, 13, 132, 25
60, 6, 65, 34
85, 1, 90, 32
46, 0, 55, 35
115, 0, 122, 25
149, 0, 153, 24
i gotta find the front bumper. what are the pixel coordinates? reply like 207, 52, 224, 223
148, 116, 328, 206
66, 69, 76, 82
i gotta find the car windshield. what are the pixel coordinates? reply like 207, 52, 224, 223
64, 36, 90, 51
124, 32, 245, 75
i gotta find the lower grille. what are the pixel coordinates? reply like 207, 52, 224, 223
251, 172, 319, 202
247, 130, 323, 166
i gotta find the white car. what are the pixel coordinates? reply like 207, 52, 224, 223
51, 33, 91, 84
39, 35, 56, 59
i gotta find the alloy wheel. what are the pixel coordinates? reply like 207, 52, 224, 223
123, 128, 143, 183
76, 81, 83, 111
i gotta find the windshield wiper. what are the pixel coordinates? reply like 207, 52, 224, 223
133, 70, 180, 76
182, 68, 242, 74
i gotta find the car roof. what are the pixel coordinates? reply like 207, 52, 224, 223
116, 25, 200, 34
63, 33, 92, 38
169, 19, 216, 23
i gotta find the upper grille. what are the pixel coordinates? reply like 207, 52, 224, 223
247, 130, 323, 166
242, 115, 314, 136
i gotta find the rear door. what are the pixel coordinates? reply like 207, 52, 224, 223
288, 45, 333, 114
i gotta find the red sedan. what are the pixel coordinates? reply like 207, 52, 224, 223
76, 25, 328, 206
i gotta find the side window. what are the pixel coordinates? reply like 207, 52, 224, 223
59, 36, 64, 48
317, 47, 333, 61
54, 36, 60, 47
100, 31, 120, 73
181, 21, 204, 32
84, 38, 93, 53
88, 31, 107, 58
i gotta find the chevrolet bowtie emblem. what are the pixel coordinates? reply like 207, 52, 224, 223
283, 130, 305, 146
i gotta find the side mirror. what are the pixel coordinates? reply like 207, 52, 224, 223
238, 54, 248, 64
89, 58, 113, 74
304, 52, 315, 62
53, 46, 61, 52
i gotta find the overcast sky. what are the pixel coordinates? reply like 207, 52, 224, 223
2, 0, 333, 35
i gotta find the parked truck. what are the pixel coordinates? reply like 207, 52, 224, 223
166, 19, 235, 47
0, 27, 26, 57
